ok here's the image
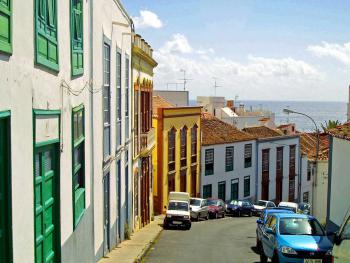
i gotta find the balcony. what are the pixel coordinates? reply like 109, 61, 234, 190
140, 127, 155, 156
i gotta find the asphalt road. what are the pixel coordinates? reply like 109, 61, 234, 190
143, 216, 261, 263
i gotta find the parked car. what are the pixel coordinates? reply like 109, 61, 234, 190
207, 198, 225, 219
256, 208, 294, 249
298, 202, 311, 215
253, 200, 276, 216
260, 213, 333, 263
332, 210, 350, 262
278, 201, 299, 213
163, 192, 191, 230
226, 200, 254, 217
190, 198, 209, 221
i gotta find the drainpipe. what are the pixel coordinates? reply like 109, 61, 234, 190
255, 140, 259, 203
89, 0, 95, 258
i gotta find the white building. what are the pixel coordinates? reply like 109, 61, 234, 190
197, 96, 226, 116
200, 113, 257, 201
0, 0, 133, 262
243, 126, 300, 203
91, 0, 133, 260
327, 124, 350, 231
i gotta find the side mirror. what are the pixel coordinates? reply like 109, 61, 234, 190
333, 232, 342, 245
266, 228, 275, 235
257, 219, 263, 225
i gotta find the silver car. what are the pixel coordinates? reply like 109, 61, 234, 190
190, 198, 209, 221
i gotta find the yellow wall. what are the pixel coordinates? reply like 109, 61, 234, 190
153, 107, 201, 213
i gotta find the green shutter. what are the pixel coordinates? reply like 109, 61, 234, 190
35, 0, 59, 71
71, 0, 84, 76
0, 0, 12, 54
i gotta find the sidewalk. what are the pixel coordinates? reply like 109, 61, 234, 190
99, 216, 164, 263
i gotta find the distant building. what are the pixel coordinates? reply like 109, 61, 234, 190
243, 126, 300, 203
152, 96, 201, 214
197, 96, 226, 116
200, 113, 256, 202
132, 34, 158, 230
278, 123, 297, 135
154, 90, 189, 106
327, 124, 350, 231
299, 133, 329, 223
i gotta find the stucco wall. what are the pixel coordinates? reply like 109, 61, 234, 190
200, 141, 256, 201
312, 160, 328, 224
328, 137, 350, 228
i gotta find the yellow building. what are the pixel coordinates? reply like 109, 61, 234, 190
152, 96, 201, 214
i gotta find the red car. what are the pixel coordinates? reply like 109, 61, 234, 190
206, 198, 226, 219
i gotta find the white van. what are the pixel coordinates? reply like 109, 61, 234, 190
332, 210, 350, 262
163, 192, 191, 230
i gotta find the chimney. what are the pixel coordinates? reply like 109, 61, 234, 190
226, 100, 234, 108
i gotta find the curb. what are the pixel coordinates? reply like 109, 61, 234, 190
134, 227, 163, 263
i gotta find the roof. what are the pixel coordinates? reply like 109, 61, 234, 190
242, 126, 283, 139
153, 95, 174, 115
201, 113, 255, 146
328, 123, 350, 141
300, 133, 329, 160
273, 213, 310, 219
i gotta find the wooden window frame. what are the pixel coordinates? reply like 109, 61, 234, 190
116, 49, 122, 148
103, 42, 111, 160
244, 176, 250, 197
230, 178, 239, 201
0, 0, 12, 54
244, 144, 252, 168
168, 128, 176, 172
225, 146, 234, 172
191, 125, 198, 164
218, 181, 226, 201
180, 126, 187, 167
70, 0, 84, 75
205, 148, 214, 176
203, 184, 212, 199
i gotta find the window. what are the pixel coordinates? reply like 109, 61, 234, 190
103, 43, 111, 159
116, 50, 122, 147
168, 128, 176, 172
276, 147, 283, 171
218, 181, 226, 201
35, 0, 59, 71
262, 149, 270, 172
205, 149, 214, 175
203, 184, 212, 199
244, 176, 250, 197
191, 125, 198, 163
225, 146, 234, 172
244, 144, 252, 168
180, 126, 187, 167
303, 192, 309, 203
307, 163, 311, 181
72, 106, 85, 227
125, 56, 130, 139
70, 0, 83, 75
231, 179, 239, 200
0, 0, 11, 54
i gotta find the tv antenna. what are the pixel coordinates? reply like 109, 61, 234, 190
213, 77, 222, 96
179, 69, 192, 91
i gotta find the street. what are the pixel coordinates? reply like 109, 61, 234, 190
143, 216, 260, 263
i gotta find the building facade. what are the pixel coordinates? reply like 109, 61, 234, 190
0, 0, 94, 262
132, 34, 157, 229
152, 96, 201, 214
243, 126, 300, 204
91, 0, 133, 260
200, 113, 256, 202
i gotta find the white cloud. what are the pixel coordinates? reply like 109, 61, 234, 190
132, 10, 163, 29
308, 41, 350, 65
153, 34, 324, 100
159, 34, 193, 54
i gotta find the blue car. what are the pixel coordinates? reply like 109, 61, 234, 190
260, 214, 333, 263
226, 200, 254, 217
256, 208, 294, 249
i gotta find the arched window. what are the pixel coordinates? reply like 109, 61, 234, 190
191, 125, 198, 163
168, 127, 176, 172
180, 126, 188, 167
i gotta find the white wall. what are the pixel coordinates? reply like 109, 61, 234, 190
313, 160, 328, 224
200, 141, 256, 201
328, 137, 350, 228
153, 90, 188, 106
300, 155, 313, 205
256, 137, 300, 202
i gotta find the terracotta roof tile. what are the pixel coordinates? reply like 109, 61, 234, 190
201, 113, 255, 145
328, 123, 350, 141
300, 133, 329, 160
153, 95, 174, 115
242, 126, 283, 139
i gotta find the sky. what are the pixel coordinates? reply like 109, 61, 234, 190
122, 0, 350, 101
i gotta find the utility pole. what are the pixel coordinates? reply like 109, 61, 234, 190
179, 69, 192, 91
213, 77, 222, 96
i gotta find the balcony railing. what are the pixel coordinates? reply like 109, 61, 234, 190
140, 127, 155, 155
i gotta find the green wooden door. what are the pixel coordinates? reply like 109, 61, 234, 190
0, 117, 10, 262
34, 144, 59, 263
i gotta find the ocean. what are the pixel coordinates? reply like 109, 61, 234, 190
190, 100, 347, 132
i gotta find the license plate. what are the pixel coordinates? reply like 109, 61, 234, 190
172, 221, 182, 225
304, 259, 322, 263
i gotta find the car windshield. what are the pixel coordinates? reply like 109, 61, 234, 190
168, 202, 189, 211
279, 206, 296, 212
230, 200, 240, 205
190, 199, 201, 206
257, 201, 267, 206
207, 200, 218, 206
279, 218, 325, 236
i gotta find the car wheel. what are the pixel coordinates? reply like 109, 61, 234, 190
222, 211, 225, 218
271, 252, 279, 263
196, 214, 200, 221
259, 249, 268, 263
249, 211, 252, 217
163, 223, 168, 230
238, 211, 241, 217
256, 238, 261, 249
215, 212, 218, 219
205, 213, 209, 220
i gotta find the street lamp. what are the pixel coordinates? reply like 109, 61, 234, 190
283, 108, 319, 213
